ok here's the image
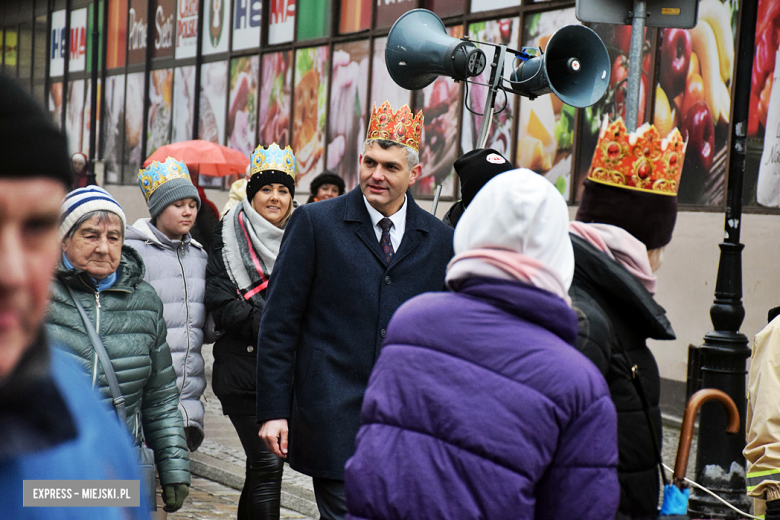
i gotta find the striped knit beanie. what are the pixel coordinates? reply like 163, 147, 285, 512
59, 186, 127, 240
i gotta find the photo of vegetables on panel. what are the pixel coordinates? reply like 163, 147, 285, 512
259, 51, 292, 148
328, 40, 369, 191
293, 46, 329, 193
411, 25, 463, 200
655, 0, 736, 205
461, 18, 519, 159
228, 56, 259, 159
518, 8, 579, 199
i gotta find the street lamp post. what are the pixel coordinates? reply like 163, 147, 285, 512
686, 0, 759, 517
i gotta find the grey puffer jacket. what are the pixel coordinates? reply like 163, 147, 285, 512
47, 246, 190, 486
126, 218, 208, 450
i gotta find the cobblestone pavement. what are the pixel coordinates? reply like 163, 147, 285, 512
164, 476, 314, 520
201, 344, 315, 494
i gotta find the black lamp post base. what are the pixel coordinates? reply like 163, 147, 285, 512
688, 484, 752, 519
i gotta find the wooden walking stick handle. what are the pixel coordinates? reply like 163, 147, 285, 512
673, 388, 740, 487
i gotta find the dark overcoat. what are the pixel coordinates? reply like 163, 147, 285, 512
256, 187, 454, 479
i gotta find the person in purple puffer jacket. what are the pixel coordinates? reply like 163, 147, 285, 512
344, 168, 619, 520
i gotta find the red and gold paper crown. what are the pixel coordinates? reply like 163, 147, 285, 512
366, 101, 424, 152
588, 117, 687, 196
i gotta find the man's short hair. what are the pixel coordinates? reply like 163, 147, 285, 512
362, 139, 420, 169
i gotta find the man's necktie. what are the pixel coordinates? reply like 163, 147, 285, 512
379, 217, 394, 264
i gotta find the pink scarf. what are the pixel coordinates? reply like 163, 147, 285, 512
569, 221, 657, 294
446, 248, 571, 306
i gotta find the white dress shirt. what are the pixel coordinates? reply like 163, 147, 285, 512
363, 195, 407, 253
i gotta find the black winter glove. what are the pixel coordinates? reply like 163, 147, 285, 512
766, 498, 780, 520
162, 483, 189, 512
185, 426, 204, 452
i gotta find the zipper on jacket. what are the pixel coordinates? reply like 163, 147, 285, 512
176, 244, 191, 426
92, 291, 101, 388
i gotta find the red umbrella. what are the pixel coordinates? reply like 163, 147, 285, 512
143, 140, 250, 177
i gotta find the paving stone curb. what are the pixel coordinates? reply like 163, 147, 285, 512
190, 451, 319, 518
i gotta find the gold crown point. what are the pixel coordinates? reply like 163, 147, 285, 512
366, 101, 424, 152
587, 117, 686, 196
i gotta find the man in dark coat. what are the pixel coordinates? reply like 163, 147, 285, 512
257, 101, 454, 520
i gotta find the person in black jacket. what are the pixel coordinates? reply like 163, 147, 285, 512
569, 123, 685, 520
205, 143, 297, 520
442, 148, 514, 228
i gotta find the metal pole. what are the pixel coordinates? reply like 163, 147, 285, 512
476, 44, 506, 150
430, 184, 443, 216
87, 0, 99, 184
686, 0, 759, 516
625, 0, 646, 131
192, 0, 205, 141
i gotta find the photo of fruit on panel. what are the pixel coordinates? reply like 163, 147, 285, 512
574, 21, 652, 202
517, 7, 579, 200
654, 0, 735, 206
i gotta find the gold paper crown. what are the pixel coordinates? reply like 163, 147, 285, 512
138, 157, 192, 203
366, 101, 424, 152
587, 117, 687, 196
250, 143, 297, 179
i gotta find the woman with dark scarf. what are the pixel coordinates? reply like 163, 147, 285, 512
205, 143, 297, 520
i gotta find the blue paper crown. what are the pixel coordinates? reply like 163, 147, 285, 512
251, 143, 296, 179
138, 157, 192, 202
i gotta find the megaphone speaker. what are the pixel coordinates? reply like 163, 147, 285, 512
386, 9, 486, 91
510, 25, 610, 108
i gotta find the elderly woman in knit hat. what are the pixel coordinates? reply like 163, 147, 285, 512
125, 158, 209, 453
345, 169, 619, 520
205, 143, 296, 519
46, 186, 191, 513
568, 119, 684, 520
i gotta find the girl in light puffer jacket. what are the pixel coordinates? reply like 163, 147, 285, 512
126, 158, 209, 451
